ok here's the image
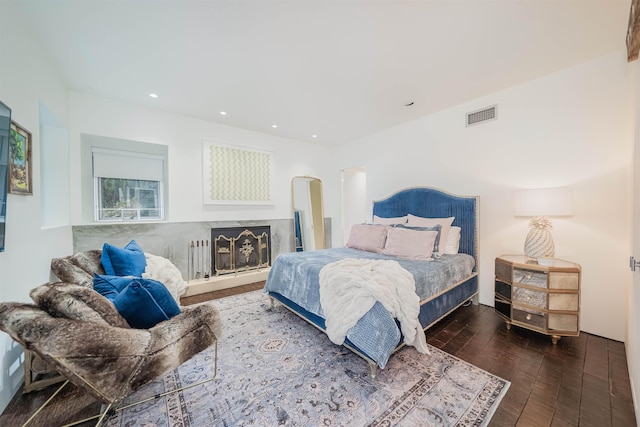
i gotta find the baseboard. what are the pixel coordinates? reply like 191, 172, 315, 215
183, 268, 270, 297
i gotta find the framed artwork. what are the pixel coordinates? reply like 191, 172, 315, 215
9, 121, 32, 195
202, 140, 273, 205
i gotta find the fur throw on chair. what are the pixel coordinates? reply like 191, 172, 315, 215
30, 282, 130, 328
50, 250, 104, 288
0, 299, 221, 404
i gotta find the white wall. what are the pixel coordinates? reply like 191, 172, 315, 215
0, 2, 73, 413
331, 51, 634, 342
68, 92, 332, 224
341, 168, 367, 245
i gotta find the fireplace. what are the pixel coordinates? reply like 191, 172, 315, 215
211, 226, 271, 276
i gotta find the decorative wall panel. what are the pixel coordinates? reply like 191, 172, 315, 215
202, 141, 272, 205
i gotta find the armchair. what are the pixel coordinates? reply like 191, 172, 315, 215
0, 295, 220, 426
0, 250, 221, 426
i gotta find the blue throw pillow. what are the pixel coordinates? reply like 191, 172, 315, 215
111, 278, 181, 329
101, 240, 147, 277
93, 274, 135, 301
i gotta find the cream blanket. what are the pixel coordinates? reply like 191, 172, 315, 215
319, 258, 430, 355
142, 253, 187, 305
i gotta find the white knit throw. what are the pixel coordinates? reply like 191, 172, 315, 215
319, 258, 430, 355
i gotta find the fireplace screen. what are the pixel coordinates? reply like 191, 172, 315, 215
211, 226, 271, 276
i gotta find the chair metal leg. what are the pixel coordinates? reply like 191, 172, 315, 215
117, 341, 218, 413
59, 403, 114, 427
24, 341, 218, 427
21, 380, 70, 427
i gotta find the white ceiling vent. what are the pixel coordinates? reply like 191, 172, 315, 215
466, 105, 497, 127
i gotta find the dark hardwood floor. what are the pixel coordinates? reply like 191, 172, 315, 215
179, 281, 265, 306
1, 283, 636, 426
426, 302, 637, 427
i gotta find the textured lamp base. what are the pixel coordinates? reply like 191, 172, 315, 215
524, 217, 555, 258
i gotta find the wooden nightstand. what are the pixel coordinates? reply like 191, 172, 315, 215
494, 255, 581, 344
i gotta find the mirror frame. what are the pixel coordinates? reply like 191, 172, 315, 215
291, 176, 325, 252
0, 100, 11, 252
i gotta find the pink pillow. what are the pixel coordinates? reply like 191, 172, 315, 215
382, 228, 438, 260
372, 215, 407, 225
406, 215, 455, 255
345, 224, 388, 253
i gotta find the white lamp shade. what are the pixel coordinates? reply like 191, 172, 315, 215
514, 187, 573, 217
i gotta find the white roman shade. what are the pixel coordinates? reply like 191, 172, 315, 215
92, 147, 164, 181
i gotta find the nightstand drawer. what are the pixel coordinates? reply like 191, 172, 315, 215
513, 308, 546, 329
494, 299, 511, 318
495, 260, 511, 281
549, 293, 579, 311
513, 268, 547, 288
549, 314, 578, 332
549, 272, 579, 290
513, 287, 546, 309
495, 280, 511, 299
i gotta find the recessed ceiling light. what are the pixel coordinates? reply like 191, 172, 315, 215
312, 134, 318, 138
220, 111, 227, 116
149, 93, 159, 98
272, 124, 278, 128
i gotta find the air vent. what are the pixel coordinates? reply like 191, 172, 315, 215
466, 105, 497, 127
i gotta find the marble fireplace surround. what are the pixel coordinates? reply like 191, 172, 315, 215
72, 218, 331, 295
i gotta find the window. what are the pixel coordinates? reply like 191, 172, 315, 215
95, 178, 162, 221
92, 147, 165, 222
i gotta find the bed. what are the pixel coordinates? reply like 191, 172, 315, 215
264, 187, 479, 377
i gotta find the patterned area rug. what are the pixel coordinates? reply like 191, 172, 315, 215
106, 290, 509, 426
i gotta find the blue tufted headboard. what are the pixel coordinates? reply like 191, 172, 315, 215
372, 187, 479, 271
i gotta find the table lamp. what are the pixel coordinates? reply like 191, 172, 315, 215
514, 187, 573, 262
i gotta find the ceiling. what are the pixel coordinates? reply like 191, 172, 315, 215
9, 0, 631, 146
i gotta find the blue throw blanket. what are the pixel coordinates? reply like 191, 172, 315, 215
264, 247, 475, 368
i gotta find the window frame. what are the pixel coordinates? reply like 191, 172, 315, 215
81, 134, 169, 223
94, 176, 164, 222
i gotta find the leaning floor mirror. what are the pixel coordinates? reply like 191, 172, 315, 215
291, 176, 325, 252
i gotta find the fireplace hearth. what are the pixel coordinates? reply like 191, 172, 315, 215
211, 226, 271, 276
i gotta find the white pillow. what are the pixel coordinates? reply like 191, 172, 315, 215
406, 215, 455, 256
444, 226, 461, 254
372, 215, 408, 225
345, 224, 388, 253
382, 227, 438, 261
